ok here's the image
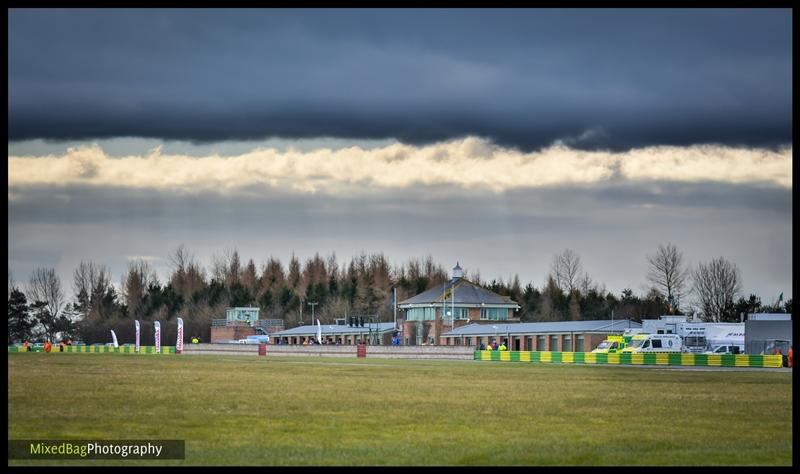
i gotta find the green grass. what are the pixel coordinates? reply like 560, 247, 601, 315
7, 353, 792, 465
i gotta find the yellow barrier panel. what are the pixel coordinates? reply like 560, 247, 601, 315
763, 355, 784, 368
473, 351, 785, 368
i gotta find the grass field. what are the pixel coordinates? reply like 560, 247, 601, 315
7, 353, 792, 465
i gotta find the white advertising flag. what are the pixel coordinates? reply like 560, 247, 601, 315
154, 321, 161, 353
110, 329, 119, 348
135, 320, 141, 353
176, 317, 184, 353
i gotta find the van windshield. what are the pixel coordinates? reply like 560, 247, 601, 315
629, 339, 645, 348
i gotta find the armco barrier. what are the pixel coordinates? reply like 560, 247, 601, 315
473, 350, 784, 368
8, 345, 176, 354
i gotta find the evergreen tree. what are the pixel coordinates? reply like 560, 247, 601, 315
8, 287, 33, 343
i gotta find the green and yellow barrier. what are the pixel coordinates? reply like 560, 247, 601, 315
8, 345, 176, 354
474, 350, 784, 368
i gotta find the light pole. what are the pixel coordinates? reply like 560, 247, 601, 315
307, 301, 318, 326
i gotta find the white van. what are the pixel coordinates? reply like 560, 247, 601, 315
706, 344, 744, 355
621, 334, 682, 353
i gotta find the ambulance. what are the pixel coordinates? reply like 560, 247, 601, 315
620, 334, 682, 353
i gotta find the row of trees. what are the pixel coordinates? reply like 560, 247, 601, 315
8, 244, 792, 344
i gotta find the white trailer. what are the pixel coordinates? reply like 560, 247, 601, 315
676, 322, 744, 354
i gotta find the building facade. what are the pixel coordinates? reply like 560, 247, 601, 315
441, 320, 642, 351
397, 263, 520, 345
272, 322, 395, 346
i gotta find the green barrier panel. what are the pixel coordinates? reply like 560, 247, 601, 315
9, 345, 177, 355
474, 351, 784, 368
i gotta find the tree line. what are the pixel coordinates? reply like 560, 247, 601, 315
8, 243, 792, 344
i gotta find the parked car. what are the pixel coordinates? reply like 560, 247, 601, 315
705, 344, 744, 355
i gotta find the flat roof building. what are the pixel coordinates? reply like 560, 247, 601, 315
272, 322, 395, 346
441, 319, 642, 352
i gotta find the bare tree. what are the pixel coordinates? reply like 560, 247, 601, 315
550, 249, 582, 294
8, 267, 14, 300
692, 257, 742, 322
168, 245, 206, 300
578, 273, 595, 296
122, 259, 157, 317
27, 267, 64, 341
646, 243, 690, 313
73, 261, 111, 315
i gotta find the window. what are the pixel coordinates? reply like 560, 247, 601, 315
643, 340, 650, 348
407, 307, 436, 321
652, 339, 662, 349
550, 336, 559, 352
576, 335, 585, 352
480, 308, 509, 320
563, 335, 572, 352
537, 335, 546, 350
465, 338, 471, 347
447, 307, 470, 320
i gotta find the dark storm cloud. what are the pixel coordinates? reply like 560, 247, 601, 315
8, 9, 791, 151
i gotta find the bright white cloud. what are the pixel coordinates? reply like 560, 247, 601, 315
8, 137, 791, 194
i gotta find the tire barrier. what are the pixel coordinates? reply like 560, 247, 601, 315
473, 350, 784, 368
9, 345, 177, 354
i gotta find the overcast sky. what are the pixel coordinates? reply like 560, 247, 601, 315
8, 9, 793, 304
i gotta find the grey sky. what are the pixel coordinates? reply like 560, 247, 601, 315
7, 9, 793, 306
8, 180, 792, 302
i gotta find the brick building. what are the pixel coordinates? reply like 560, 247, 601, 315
441, 319, 642, 351
397, 263, 521, 346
